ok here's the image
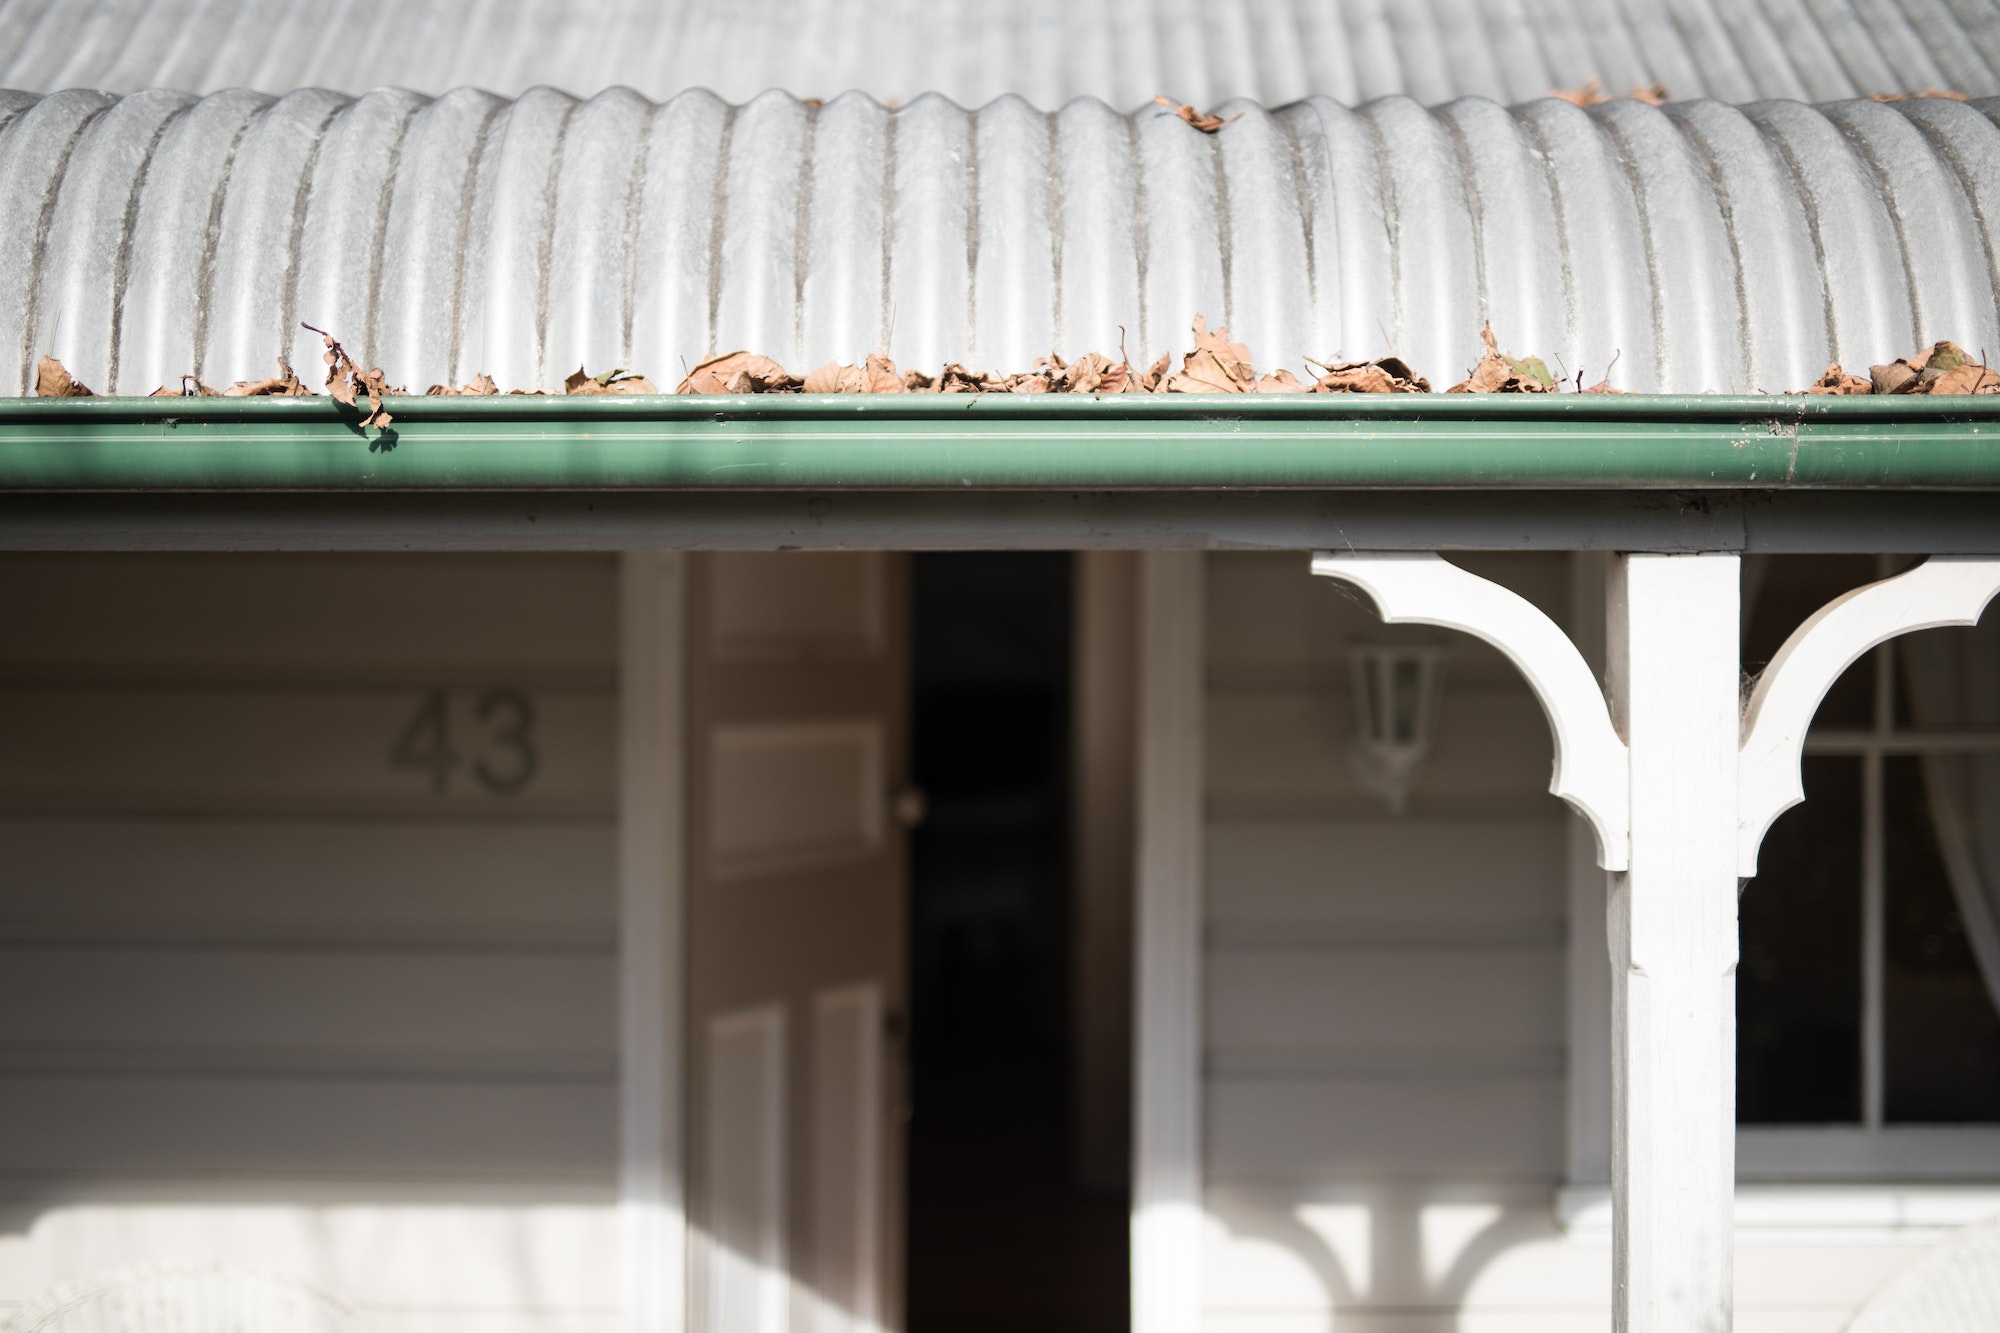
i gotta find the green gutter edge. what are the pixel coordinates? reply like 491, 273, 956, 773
2, 393, 1999, 491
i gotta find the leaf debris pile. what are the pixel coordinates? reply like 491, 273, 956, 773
1809, 342, 2000, 396
31, 323, 2000, 407
1448, 325, 1556, 393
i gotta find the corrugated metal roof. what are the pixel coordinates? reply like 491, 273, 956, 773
2, 0, 2000, 107
5, 86, 1999, 398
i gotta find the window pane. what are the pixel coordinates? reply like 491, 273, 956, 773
1883, 755, 2000, 1122
1738, 756, 1863, 1123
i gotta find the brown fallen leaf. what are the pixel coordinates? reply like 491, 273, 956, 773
1805, 363, 1872, 395
927, 363, 986, 394
800, 352, 907, 393
223, 360, 311, 396
1255, 368, 1310, 393
1550, 78, 1667, 106
676, 351, 796, 394
1579, 379, 1627, 394
565, 366, 658, 395
354, 366, 394, 430
426, 373, 500, 396
35, 355, 93, 397
303, 323, 392, 429
1154, 94, 1239, 133
1868, 88, 1969, 102
803, 360, 852, 393
862, 351, 907, 393
1870, 341, 1985, 395
1448, 325, 1555, 393
1166, 315, 1256, 393
1308, 355, 1431, 393
1930, 359, 2000, 394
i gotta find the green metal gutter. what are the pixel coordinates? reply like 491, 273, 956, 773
1, 393, 1998, 491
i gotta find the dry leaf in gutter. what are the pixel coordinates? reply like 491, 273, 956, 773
676, 351, 795, 394
863, 351, 907, 393
426, 373, 499, 396
803, 361, 853, 393
928, 363, 985, 393
1255, 368, 1310, 393
1153, 94, 1239, 133
223, 361, 310, 396
35, 356, 93, 397
1308, 356, 1431, 393
1870, 341, 1984, 394
565, 366, 657, 395
303, 323, 391, 428
1805, 363, 1871, 395
1449, 325, 1555, 393
1166, 315, 1256, 393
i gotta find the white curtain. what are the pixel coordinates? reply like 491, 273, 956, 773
1902, 616, 2000, 1013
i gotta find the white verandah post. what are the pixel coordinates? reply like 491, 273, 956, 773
1605, 553, 1740, 1333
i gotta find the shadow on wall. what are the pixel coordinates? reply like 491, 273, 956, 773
1207, 1189, 1595, 1329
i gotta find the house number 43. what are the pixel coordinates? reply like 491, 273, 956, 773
390, 689, 538, 794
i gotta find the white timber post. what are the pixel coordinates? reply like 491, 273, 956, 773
1133, 550, 1204, 1333
620, 551, 689, 1333
1604, 553, 1740, 1333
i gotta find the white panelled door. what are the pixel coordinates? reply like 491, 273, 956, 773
686, 552, 908, 1333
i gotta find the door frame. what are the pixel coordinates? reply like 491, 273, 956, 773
616, 549, 1197, 1333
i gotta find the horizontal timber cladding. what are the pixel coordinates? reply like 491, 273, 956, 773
0, 553, 621, 1192
1200, 551, 1571, 1190
3, 0, 1999, 106
5, 88, 2000, 399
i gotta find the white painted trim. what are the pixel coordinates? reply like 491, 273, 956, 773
620, 551, 689, 1333
1740, 1125, 2000, 1179
1310, 551, 1630, 870
1559, 1183, 2000, 1245
1132, 551, 1204, 1333
1738, 555, 2000, 875
1565, 553, 1613, 1190
1605, 552, 1741, 1333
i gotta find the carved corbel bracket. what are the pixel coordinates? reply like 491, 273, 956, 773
1738, 556, 2000, 876
1312, 551, 1631, 871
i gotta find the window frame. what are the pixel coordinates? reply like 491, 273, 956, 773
1564, 556, 2000, 1205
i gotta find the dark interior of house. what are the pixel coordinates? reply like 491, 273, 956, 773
905, 552, 1129, 1332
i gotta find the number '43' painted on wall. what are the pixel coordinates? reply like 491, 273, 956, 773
390, 689, 538, 794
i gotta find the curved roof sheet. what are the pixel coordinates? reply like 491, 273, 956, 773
4, 86, 1999, 398
1, 0, 2000, 108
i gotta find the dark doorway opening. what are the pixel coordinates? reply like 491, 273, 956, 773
906, 552, 1129, 1332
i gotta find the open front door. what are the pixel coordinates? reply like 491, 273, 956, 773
686, 552, 909, 1333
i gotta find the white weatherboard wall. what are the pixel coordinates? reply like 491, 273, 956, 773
0, 554, 622, 1333
1197, 552, 1938, 1333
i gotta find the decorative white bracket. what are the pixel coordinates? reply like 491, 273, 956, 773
1312, 551, 1631, 871
1737, 556, 2000, 876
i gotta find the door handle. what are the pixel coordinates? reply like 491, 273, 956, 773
887, 785, 927, 828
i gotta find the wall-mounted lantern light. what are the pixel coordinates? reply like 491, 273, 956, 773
1347, 643, 1446, 814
